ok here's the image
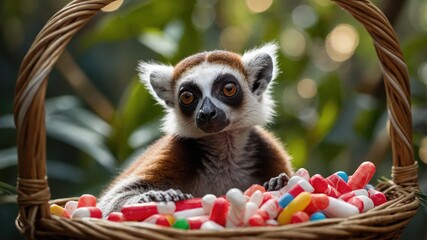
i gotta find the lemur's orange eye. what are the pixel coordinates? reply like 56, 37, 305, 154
222, 83, 237, 97
179, 91, 195, 105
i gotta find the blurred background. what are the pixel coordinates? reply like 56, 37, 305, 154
1, 0, 426, 239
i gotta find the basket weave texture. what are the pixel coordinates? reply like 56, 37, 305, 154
14, 0, 420, 239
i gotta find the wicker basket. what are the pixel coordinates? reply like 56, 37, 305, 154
14, 0, 420, 239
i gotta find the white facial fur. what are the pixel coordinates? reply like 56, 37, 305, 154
138, 43, 279, 139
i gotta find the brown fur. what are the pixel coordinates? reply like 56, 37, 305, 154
172, 51, 248, 84
108, 126, 292, 197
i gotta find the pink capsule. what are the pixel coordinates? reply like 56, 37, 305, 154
326, 174, 351, 194
304, 193, 329, 214
226, 188, 246, 227
77, 194, 97, 208
323, 197, 359, 218
294, 168, 310, 181
367, 188, 387, 206
144, 214, 173, 227
248, 214, 266, 227
71, 207, 102, 219
290, 211, 310, 224
107, 212, 125, 222
175, 198, 202, 212
209, 197, 229, 227
244, 184, 266, 197
348, 161, 376, 190
64, 200, 78, 216
121, 201, 175, 221
339, 189, 368, 202
348, 195, 374, 213
259, 198, 281, 219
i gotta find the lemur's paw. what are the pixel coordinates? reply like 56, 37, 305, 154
263, 173, 290, 191
137, 189, 193, 203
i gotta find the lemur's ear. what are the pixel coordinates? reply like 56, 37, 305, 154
242, 43, 279, 97
138, 62, 174, 108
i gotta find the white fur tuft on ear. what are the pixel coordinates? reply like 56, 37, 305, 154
242, 42, 279, 97
137, 61, 174, 108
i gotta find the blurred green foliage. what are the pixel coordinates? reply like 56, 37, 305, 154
1, 0, 427, 239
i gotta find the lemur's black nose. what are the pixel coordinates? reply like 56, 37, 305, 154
197, 98, 218, 121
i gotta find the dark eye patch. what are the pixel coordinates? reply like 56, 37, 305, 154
178, 82, 201, 116
212, 73, 243, 108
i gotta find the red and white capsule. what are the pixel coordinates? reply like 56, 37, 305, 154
326, 173, 351, 194
322, 196, 359, 218
347, 195, 374, 213
71, 207, 102, 219
175, 198, 203, 212
209, 197, 229, 227
107, 212, 125, 222
366, 186, 387, 206
339, 189, 368, 202
348, 161, 376, 190
121, 201, 175, 221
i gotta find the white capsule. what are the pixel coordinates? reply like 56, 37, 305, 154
71, 207, 102, 219
202, 194, 217, 214
243, 202, 258, 224
157, 201, 176, 214
249, 190, 263, 207
323, 197, 359, 218
173, 207, 206, 219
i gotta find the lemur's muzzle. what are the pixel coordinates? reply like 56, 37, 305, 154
196, 97, 228, 133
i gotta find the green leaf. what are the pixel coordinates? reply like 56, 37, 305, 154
0, 182, 16, 196
82, 0, 197, 46
110, 78, 163, 162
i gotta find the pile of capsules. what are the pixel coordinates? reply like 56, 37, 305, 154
50, 161, 387, 230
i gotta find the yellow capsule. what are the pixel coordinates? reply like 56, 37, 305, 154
50, 204, 70, 218
164, 214, 175, 225
277, 192, 311, 225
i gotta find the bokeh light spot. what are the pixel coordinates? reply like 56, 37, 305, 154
297, 79, 317, 99
292, 5, 318, 29
325, 24, 359, 62
245, 0, 273, 13
280, 28, 306, 59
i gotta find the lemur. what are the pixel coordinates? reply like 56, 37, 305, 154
98, 43, 293, 216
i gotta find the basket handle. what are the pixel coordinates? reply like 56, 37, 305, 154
14, 0, 115, 238
13, 0, 416, 238
332, 0, 416, 187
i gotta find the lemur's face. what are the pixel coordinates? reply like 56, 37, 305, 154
139, 43, 279, 138
175, 64, 245, 134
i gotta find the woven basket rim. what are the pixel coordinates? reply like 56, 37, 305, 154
13, 0, 420, 239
